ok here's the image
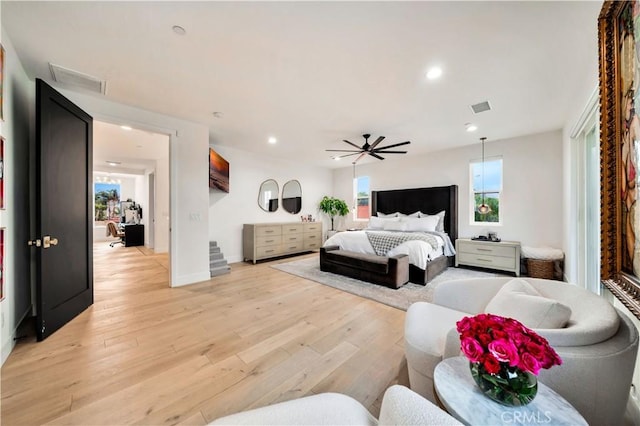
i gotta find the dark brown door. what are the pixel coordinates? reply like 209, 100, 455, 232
34, 79, 93, 341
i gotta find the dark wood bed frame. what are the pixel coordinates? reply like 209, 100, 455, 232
371, 185, 458, 285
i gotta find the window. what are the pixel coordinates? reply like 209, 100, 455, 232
94, 182, 121, 225
354, 176, 370, 220
470, 158, 502, 224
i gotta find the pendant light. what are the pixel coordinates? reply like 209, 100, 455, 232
477, 137, 491, 215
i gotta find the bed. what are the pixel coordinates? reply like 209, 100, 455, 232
323, 185, 458, 285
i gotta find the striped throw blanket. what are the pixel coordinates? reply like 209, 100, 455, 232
365, 231, 439, 256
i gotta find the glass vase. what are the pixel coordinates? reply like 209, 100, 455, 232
469, 361, 538, 406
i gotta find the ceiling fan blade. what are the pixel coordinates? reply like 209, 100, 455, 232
376, 141, 410, 150
373, 150, 408, 154
369, 152, 385, 160
352, 152, 368, 163
343, 139, 363, 150
336, 152, 363, 158
326, 149, 363, 152
368, 136, 385, 151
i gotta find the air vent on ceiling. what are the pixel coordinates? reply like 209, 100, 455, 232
49, 63, 107, 95
470, 101, 492, 114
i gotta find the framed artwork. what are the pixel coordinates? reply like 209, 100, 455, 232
599, 0, 640, 320
209, 147, 230, 193
0, 137, 4, 209
0, 228, 4, 301
0, 43, 4, 121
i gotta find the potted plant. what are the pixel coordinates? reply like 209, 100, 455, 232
318, 196, 350, 231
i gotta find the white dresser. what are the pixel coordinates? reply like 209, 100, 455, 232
243, 222, 323, 263
455, 238, 521, 276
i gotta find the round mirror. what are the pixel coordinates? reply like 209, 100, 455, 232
282, 180, 302, 214
258, 179, 279, 212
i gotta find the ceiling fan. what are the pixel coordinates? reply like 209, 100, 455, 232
326, 133, 411, 164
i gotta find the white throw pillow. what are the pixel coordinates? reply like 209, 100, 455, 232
484, 278, 572, 329
403, 216, 439, 232
383, 220, 408, 232
407, 211, 421, 218
368, 216, 399, 230
420, 210, 446, 233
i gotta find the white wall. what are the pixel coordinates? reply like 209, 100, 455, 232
0, 29, 35, 364
332, 130, 564, 249
208, 145, 333, 263
57, 90, 210, 287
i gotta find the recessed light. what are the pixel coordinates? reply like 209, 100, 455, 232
334, 157, 341, 161
172, 25, 186, 36
268, 137, 277, 144
465, 123, 478, 132
426, 67, 443, 80
120, 125, 132, 131
106, 161, 121, 166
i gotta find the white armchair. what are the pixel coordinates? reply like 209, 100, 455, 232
209, 384, 461, 425
404, 277, 639, 426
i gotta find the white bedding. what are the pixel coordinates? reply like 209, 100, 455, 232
323, 230, 445, 270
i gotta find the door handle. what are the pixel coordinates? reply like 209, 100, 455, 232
43, 235, 59, 249
28, 239, 42, 247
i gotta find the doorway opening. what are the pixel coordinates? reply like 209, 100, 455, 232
92, 121, 170, 287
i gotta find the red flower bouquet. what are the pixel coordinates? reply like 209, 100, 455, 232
456, 313, 562, 406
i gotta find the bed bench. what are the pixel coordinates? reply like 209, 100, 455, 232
320, 245, 410, 289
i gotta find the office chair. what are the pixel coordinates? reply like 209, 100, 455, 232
107, 221, 125, 247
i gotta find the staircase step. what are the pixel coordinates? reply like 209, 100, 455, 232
210, 265, 231, 277
210, 246, 221, 255
210, 252, 224, 261
209, 241, 218, 247
210, 259, 228, 268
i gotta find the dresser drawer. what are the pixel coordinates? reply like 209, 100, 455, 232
256, 245, 282, 258
457, 242, 516, 258
282, 224, 304, 235
282, 242, 304, 253
303, 232, 322, 243
282, 234, 303, 243
304, 239, 322, 250
256, 235, 282, 247
304, 223, 322, 233
256, 225, 282, 237
458, 252, 517, 269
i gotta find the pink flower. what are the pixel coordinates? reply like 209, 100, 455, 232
518, 352, 541, 375
460, 337, 485, 362
488, 339, 520, 366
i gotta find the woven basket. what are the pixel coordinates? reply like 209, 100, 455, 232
527, 259, 554, 279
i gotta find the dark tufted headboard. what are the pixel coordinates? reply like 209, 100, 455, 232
371, 185, 458, 242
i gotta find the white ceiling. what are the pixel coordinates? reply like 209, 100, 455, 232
3, 1, 602, 169
93, 121, 169, 175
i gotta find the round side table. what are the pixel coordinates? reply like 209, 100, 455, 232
434, 357, 587, 426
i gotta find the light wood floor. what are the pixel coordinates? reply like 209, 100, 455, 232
1, 244, 408, 425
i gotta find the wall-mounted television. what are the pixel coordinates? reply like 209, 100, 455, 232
209, 147, 230, 193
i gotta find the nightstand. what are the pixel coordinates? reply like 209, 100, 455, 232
455, 238, 521, 276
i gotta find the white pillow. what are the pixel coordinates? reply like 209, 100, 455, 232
368, 216, 399, 230
484, 278, 572, 329
407, 211, 421, 218
403, 216, 439, 232
420, 210, 446, 233
383, 220, 408, 232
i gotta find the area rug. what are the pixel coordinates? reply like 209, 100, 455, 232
271, 256, 509, 311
